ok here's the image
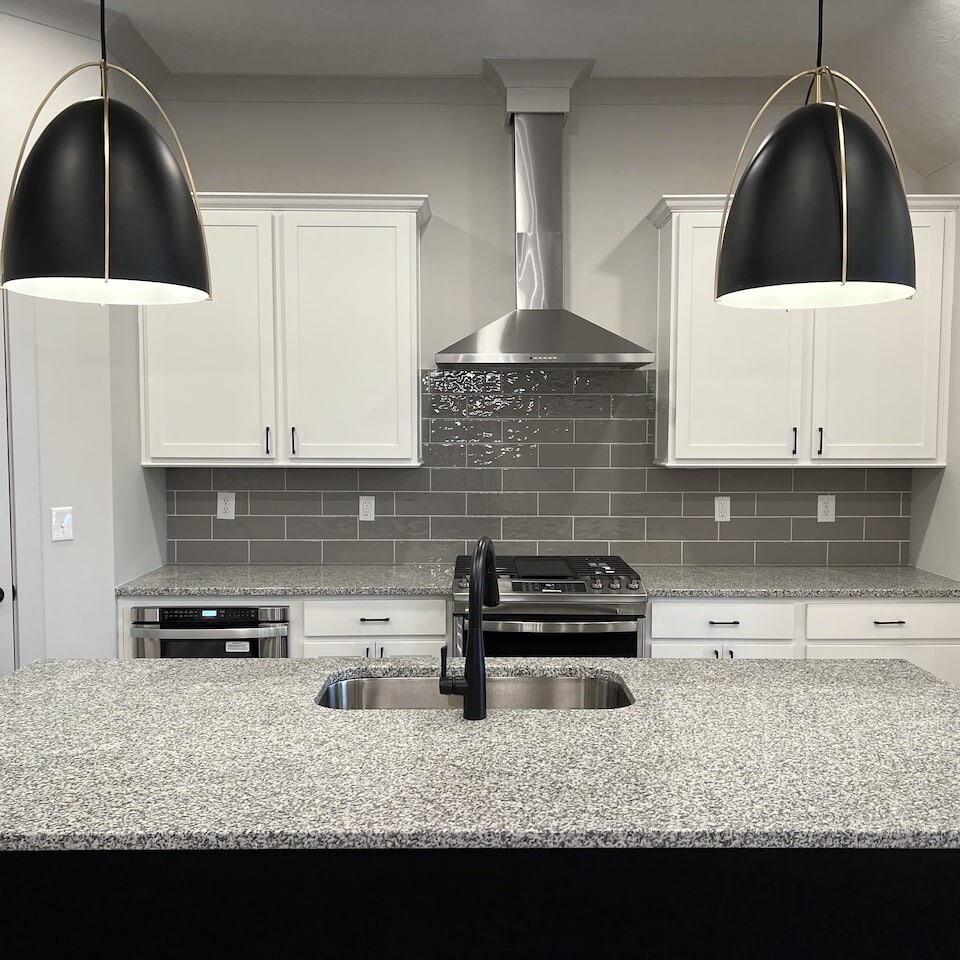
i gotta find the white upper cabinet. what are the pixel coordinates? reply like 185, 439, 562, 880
140, 194, 428, 467
141, 210, 278, 461
282, 211, 417, 463
649, 197, 957, 467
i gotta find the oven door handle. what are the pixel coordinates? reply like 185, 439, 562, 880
130, 625, 289, 640
481, 619, 637, 634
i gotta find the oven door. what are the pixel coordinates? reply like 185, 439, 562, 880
453, 613, 641, 658
131, 625, 289, 659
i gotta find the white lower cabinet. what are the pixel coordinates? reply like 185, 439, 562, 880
302, 597, 448, 659
806, 642, 960, 686
650, 641, 796, 660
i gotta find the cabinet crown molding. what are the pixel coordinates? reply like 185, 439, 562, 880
197, 192, 432, 227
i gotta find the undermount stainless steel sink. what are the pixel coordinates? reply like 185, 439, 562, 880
317, 675, 634, 711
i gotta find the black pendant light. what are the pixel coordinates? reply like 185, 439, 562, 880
716, 0, 914, 310
1, 0, 210, 306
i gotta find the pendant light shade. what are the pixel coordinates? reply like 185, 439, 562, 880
3, 98, 209, 305
716, 101, 915, 309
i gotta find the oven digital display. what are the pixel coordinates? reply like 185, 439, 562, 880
202, 610, 217, 618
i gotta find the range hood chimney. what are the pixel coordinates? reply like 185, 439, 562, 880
436, 59, 654, 369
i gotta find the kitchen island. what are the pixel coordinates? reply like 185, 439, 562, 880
3, 657, 958, 955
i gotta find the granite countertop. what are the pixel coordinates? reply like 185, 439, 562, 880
3, 657, 960, 850
116, 562, 960, 600
115, 563, 453, 597
638, 565, 960, 599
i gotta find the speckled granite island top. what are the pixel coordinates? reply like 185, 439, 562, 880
639, 565, 960, 598
115, 562, 453, 597
3, 657, 960, 850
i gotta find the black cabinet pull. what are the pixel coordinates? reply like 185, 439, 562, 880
360, 617, 390, 623
291, 426, 297, 455
817, 426, 824, 455
713, 649, 720, 659
265, 426, 271, 455
0, 586, 5, 604
708, 620, 741, 626
728, 649, 734, 659
379, 646, 385, 659
873, 619, 907, 626
364, 646, 370, 658
792, 426, 797, 455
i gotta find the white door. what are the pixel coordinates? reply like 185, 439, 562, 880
649, 642, 725, 660
672, 214, 805, 460
0, 298, 13, 675
810, 213, 946, 461
723, 642, 796, 660
140, 210, 278, 461
806, 641, 960, 686
282, 211, 418, 464
302, 639, 372, 658
376, 640, 446, 658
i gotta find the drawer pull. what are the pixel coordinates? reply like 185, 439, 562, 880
365, 647, 370, 658
873, 619, 907, 626
708, 620, 741, 626
791, 426, 797, 456
360, 617, 391, 623
728, 649, 734, 659
713, 649, 720, 659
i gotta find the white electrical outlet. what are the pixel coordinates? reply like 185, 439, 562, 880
714, 496, 731, 523
51, 507, 73, 541
217, 492, 236, 520
818, 494, 836, 523
359, 495, 376, 522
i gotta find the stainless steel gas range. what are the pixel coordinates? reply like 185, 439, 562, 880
450, 554, 647, 658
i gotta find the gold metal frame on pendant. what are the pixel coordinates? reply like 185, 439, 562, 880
1, 60, 211, 297
713, 65, 906, 302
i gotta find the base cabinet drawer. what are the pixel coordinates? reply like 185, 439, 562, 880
303, 638, 444, 659
650, 641, 797, 660
651, 602, 796, 640
806, 641, 960, 686
806, 603, 960, 641
304, 598, 447, 638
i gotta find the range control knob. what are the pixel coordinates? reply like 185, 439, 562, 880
458, 577, 469, 589
591, 577, 604, 590
627, 578, 641, 590
608, 577, 622, 590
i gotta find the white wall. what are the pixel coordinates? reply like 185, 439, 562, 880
163, 82, 923, 365
0, 13, 166, 662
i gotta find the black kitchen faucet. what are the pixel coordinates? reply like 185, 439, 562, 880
439, 536, 499, 720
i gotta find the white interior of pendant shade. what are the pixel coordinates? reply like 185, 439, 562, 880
2, 276, 209, 306
717, 280, 915, 309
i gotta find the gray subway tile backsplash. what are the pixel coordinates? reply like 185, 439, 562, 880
165, 368, 913, 564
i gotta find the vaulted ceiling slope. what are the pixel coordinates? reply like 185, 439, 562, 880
3, 0, 957, 177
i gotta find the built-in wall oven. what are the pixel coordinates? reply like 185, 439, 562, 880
451, 556, 646, 658
131, 606, 289, 659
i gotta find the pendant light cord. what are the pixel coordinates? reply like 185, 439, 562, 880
100, 0, 106, 62
816, 0, 824, 67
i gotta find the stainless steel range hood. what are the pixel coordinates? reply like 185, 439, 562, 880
436, 111, 654, 368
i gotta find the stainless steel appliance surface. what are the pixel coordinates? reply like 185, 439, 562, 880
131, 606, 289, 659
451, 554, 646, 657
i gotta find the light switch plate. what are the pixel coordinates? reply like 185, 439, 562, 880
51, 506, 73, 541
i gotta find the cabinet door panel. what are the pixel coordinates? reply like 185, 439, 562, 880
302, 639, 371, 658
673, 215, 805, 460
649, 642, 724, 660
806, 641, 960, 686
283, 212, 418, 463
723, 642, 796, 659
810, 214, 945, 461
376, 640, 446, 658
141, 211, 277, 461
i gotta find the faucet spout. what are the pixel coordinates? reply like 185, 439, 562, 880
439, 536, 499, 720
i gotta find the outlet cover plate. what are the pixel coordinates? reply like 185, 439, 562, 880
359, 495, 376, 522
714, 496, 731, 522
817, 494, 836, 523
217, 492, 236, 520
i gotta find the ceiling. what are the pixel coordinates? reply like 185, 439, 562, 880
6, 0, 960, 177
